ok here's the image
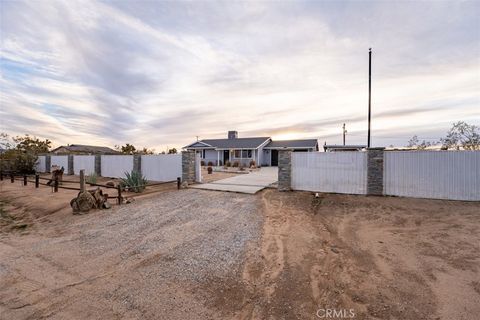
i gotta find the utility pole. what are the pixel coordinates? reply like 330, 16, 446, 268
367, 48, 372, 148
342, 123, 347, 146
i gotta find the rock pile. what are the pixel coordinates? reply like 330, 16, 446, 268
70, 187, 111, 214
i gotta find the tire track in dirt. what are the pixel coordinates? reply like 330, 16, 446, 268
237, 190, 351, 319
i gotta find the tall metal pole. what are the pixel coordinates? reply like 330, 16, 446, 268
342, 123, 346, 146
367, 48, 372, 148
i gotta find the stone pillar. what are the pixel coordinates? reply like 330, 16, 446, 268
133, 155, 142, 174
278, 150, 292, 191
182, 151, 196, 184
95, 155, 102, 176
68, 155, 74, 175
45, 155, 51, 173
367, 148, 385, 196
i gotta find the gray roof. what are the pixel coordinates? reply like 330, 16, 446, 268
51, 144, 119, 154
186, 137, 270, 149
265, 139, 318, 149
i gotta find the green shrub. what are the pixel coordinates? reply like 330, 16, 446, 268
120, 171, 148, 193
207, 161, 213, 166
86, 172, 98, 185
232, 161, 239, 167
225, 161, 231, 167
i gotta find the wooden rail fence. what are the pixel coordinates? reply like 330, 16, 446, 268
1, 170, 182, 205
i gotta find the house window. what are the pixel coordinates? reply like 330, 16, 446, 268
234, 150, 252, 158
202, 150, 206, 159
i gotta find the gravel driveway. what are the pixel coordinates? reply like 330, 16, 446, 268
0, 189, 263, 319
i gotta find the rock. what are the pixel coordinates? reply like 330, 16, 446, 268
103, 201, 111, 209
125, 198, 135, 204
106, 181, 115, 187
71, 191, 96, 214
88, 188, 105, 208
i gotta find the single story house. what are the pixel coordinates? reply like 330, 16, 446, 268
184, 131, 318, 166
50, 144, 120, 155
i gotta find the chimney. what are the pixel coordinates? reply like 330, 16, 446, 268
228, 131, 238, 139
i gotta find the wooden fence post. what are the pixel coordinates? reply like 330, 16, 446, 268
117, 185, 122, 205
10, 174, 14, 183
0, 171, 3, 181
54, 176, 59, 192
79, 169, 85, 192
177, 177, 181, 190
35, 174, 39, 188
23, 175, 27, 186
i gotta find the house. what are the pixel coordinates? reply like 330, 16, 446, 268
323, 144, 366, 152
50, 144, 120, 155
184, 131, 318, 166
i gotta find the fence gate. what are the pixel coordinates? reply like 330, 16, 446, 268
291, 152, 368, 195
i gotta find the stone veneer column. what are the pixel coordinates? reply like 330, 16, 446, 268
278, 150, 292, 191
45, 155, 51, 173
182, 151, 196, 184
68, 155, 74, 175
94, 155, 102, 176
366, 148, 385, 196
133, 155, 142, 174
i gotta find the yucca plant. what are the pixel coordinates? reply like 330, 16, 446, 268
120, 171, 148, 193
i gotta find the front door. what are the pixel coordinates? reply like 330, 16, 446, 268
271, 149, 278, 166
223, 150, 230, 164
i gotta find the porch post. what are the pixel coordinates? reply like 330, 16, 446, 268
217, 150, 220, 166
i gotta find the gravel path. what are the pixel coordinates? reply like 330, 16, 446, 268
0, 189, 263, 319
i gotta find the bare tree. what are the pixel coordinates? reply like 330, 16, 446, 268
441, 121, 480, 150
407, 135, 432, 150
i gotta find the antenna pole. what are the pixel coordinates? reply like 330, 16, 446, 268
367, 48, 372, 148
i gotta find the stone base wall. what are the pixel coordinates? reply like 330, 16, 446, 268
367, 148, 385, 196
278, 150, 292, 191
45, 155, 51, 173
182, 151, 196, 184
94, 155, 102, 176
68, 155, 74, 175
133, 155, 142, 173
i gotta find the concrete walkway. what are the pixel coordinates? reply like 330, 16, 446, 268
191, 167, 278, 194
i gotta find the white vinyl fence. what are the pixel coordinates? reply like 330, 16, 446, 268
292, 152, 367, 194
141, 154, 182, 181
51, 155, 69, 171
384, 151, 480, 201
101, 155, 133, 178
36, 156, 47, 172
73, 155, 95, 175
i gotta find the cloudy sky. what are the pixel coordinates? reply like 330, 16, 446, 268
1, 1, 479, 151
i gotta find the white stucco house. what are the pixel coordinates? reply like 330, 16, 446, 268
184, 131, 318, 166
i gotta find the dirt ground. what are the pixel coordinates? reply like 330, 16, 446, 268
1, 180, 479, 320
200, 167, 242, 183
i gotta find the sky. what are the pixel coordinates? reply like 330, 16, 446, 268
0, 0, 479, 151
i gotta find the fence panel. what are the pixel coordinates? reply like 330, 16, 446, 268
36, 156, 47, 172
73, 155, 95, 175
101, 155, 133, 178
292, 152, 367, 194
384, 151, 480, 201
141, 154, 182, 182
51, 156, 69, 172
